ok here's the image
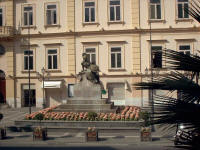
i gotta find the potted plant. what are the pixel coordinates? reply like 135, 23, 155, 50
0, 113, 6, 139
33, 113, 47, 140
139, 111, 152, 141
86, 127, 98, 142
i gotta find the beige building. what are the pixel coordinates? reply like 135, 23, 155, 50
0, 0, 15, 107
14, 0, 76, 108
4, 0, 198, 108
75, 0, 142, 106
140, 0, 200, 106
10, 0, 142, 108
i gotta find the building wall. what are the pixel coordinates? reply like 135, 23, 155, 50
0, 0, 14, 106
75, 0, 142, 106
14, 0, 68, 34
140, 0, 200, 29
140, 0, 200, 105
13, 0, 76, 108
75, 0, 136, 31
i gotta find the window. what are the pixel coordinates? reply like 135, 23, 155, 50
152, 46, 162, 68
23, 6, 33, 26
0, 45, 5, 55
24, 50, 33, 70
68, 84, 74, 97
47, 49, 58, 70
46, 4, 57, 25
179, 45, 190, 55
0, 8, 3, 26
107, 83, 125, 102
85, 48, 96, 64
22, 84, 36, 107
109, 0, 121, 21
84, 1, 95, 22
149, 0, 161, 20
177, 0, 189, 19
110, 47, 122, 68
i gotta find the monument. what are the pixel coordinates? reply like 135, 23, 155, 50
54, 53, 115, 113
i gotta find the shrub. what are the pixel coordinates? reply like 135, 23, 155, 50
88, 112, 97, 121
34, 113, 44, 121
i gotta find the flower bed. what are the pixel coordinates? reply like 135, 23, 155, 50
25, 106, 141, 121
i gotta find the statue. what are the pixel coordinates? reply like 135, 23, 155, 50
81, 53, 90, 71
79, 53, 100, 84
86, 62, 100, 84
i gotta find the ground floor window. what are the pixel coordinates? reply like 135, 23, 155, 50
107, 83, 125, 101
0, 70, 6, 103
68, 84, 74, 97
22, 84, 36, 107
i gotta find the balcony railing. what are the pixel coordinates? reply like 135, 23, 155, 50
0, 26, 14, 37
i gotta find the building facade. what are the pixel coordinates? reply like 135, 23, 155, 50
1, 0, 199, 108
75, 0, 142, 106
140, 0, 200, 105
13, 0, 76, 108
0, 0, 14, 106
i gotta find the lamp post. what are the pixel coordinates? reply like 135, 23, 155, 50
36, 67, 50, 109
28, 16, 31, 114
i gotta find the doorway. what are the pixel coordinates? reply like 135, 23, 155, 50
22, 84, 36, 107
0, 70, 6, 104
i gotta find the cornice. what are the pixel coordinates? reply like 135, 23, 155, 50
11, 27, 200, 39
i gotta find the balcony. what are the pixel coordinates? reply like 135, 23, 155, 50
0, 26, 14, 38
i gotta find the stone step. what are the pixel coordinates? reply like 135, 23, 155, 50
66, 99, 107, 104
57, 104, 112, 110
52, 108, 116, 113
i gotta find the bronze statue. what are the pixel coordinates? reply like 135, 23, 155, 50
81, 53, 90, 71
80, 53, 100, 84
86, 62, 100, 84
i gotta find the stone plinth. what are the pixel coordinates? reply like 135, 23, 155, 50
73, 74, 101, 100
54, 72, 115, 113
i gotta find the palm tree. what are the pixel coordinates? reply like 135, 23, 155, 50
135, 0, 200, 134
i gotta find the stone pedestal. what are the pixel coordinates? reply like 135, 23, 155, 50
73, 74, 101, 100
54, 73, 116, 113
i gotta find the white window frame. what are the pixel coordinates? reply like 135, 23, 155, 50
84, 47, 97, 65
22, 4, 35, 27
108, 0, 122, 22
176, 0, 190, 19
46, 47, 60, 70
82, 42, 99, 65
178, 43, 192, 55
108, 43, 125, 70
149, 0, 162, 20
83, 0, 96, 23
45, 3, 59, 25
149, 41, 166, 69
23, 49, 35, 71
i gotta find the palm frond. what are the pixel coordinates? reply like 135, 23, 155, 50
149, 95, 200, 131
161, 49, 200, 73
135, 72, 200, 103
185, 0, 200, 23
